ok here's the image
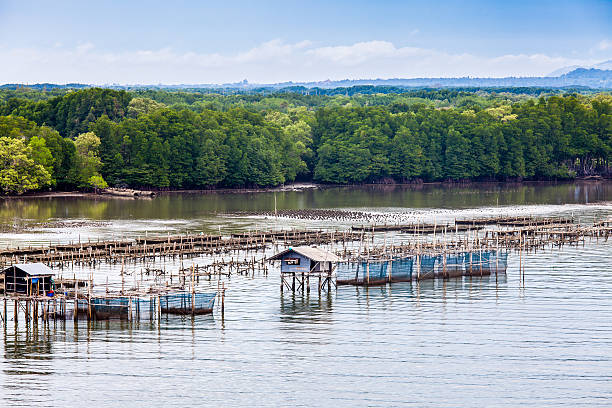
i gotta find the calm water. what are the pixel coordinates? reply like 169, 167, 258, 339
1, 182, 611, 407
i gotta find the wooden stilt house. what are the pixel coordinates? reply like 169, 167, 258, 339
269, 246, 341, 293
1, 263, 55, 295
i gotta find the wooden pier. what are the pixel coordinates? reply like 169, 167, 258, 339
0, 214, 610, 323
0, 229, 364, 270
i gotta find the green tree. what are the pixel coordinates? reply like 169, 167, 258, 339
28, 136, 54, 178
0, 137, 52, 194
74, 132, 107, 189
390, 127, 423, 180
127, 97, 166, 118
88, 174, 108, 192
444, 129, 472, 180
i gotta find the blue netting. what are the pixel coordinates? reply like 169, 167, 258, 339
336, 250, 508, 284
418, 255, 437, 277
78, 297, 157, 319
71, 292, 218, 318
389, 257, 413, 280
160, 292, 216, 313
91, 297, 129, 314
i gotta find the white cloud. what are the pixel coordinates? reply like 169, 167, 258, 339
76, 42, 94, 53
307, 41, 401, 64
0, 40, 603, 84
597, 39, 611, 51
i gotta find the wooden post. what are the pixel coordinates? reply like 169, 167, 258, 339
479, 247, 483, 276
87, 292, 92, 321
522, 232, 525, 286
519, 233, 523, 285
469, 252, 473, 276
221, 282, 225, 318
496, 236, 499, 275
158, 294, 162, 321
443, 250, 447, 279
33, 298, 38, 322
191, 292, 195, 316
191, 265, 195, 316
74, 280, 79, 322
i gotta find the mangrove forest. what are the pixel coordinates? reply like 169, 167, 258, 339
0, 86, 610, 194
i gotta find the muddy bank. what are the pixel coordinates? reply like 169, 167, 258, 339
158, 182, 321, 195
0, 183, 321, 199
0, 220, 111, 233
224, 209, 408, 224
0, 191, 136, 200
2, 180, 610, 200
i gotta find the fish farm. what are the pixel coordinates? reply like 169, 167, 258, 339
0, 214, 610, 326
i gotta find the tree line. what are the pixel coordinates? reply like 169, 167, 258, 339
0, 87, 610, 194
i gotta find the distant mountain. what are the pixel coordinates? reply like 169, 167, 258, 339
547, 65, 581, 77
547, 60, 612, 77
559, 68, 612, 87
0, 83, 89, 90
2, 69, 611, 91
594, 59, 612, 70
265, 68, 612, 89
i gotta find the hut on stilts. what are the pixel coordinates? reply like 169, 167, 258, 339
269, 246, 341, 293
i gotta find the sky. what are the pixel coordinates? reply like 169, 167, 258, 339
0, 0, 611, 84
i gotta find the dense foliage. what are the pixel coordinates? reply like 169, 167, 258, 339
0, 87, 610, 194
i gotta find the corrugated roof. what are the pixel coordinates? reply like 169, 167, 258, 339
268, 246, 342, 262
7, 263, 54, 276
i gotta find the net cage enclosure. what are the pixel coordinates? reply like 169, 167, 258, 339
336, 251, 508, 285
71, 291, 217, 320
160, 292, 217, 315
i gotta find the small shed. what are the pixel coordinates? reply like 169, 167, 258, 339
269, 246, 341, 274
269, 247, 341, 293
2, 263, 55, 295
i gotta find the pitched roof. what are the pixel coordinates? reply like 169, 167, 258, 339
5, 263, 54, 276
268, 246, 341, 262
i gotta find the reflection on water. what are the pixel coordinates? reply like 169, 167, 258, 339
0, 182, 610, 224
2, 323, 54, 406
280, 291, 334, 321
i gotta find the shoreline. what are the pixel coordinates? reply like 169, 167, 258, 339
1, 179, 610, 200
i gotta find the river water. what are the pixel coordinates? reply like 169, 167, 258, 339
1, 182, 611, 407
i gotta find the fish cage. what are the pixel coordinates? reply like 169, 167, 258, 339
72, 296, 157, 320
390, 257, 414, 282
418, 255, 438, 280
337, 257, 414, 286
337, 261, 385, 286
160, 292, 216, 315
444, 253, 466, 278
67, 291, 218, 320
91, 296, 157, 320
464, 250, 508, 276
336, 250, 508, 286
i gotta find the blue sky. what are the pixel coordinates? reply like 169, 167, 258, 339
1, 0, 611, 84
